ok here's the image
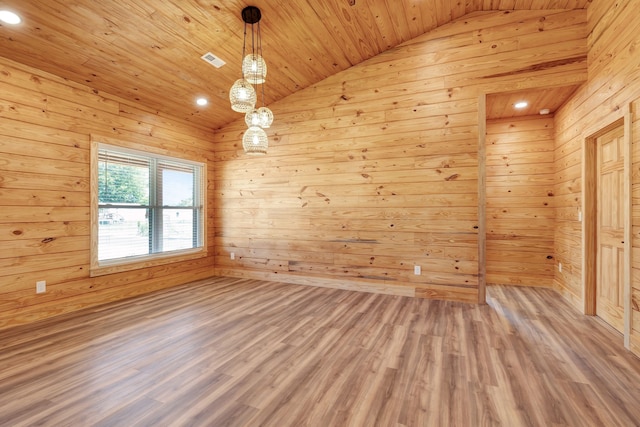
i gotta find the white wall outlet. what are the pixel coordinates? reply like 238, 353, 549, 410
558, 262, 562, 273
36, 280, 46, 294
578, 211, 582, 222
414, 265, 421, 275
230, 252, 235, 260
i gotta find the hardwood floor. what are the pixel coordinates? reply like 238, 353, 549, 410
1, 277, 639, 426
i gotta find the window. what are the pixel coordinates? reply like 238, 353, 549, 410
91, 142, 205, 275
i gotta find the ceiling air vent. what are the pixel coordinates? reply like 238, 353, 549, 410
201, 52, 226, 68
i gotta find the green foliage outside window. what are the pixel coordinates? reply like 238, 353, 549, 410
98, 162, 149, 205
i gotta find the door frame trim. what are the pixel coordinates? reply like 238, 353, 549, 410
581, 104, 632, 348
478, 94, 487, 304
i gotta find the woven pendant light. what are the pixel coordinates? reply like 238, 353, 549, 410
242, 54, 267, 84
229, 79, 256, 113
242, 126, 268, 155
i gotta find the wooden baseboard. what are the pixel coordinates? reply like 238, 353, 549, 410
215, 268, 480, 303
629, 334, 640, 359
215, 268, 415, 297
552, 280, 584, 313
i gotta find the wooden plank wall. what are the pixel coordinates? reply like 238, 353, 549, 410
486, 116, 556, 287
0, 58, 216, 330
553, 0, 640, 356
213, 10, 587, 303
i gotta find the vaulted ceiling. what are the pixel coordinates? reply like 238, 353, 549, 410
0, 0, 591, 130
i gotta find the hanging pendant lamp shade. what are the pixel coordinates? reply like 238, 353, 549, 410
243, 126, 268, 155
245, 106, 273, 129
229, 79, 256, 112
245, 109, 261, 127
257, 106, 273, 128
243, 54, 267, 84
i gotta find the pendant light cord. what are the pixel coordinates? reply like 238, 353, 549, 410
241, 21, 247, 78
258, 20, 266, 107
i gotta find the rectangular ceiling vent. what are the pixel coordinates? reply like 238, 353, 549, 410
201, 52, 226, 68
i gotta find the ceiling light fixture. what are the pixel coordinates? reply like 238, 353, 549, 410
196, 97, 208, 106
243, 126, 269, 155
0, 10, 21, 25
229, 6, 273, 155
514, 101, 528, 109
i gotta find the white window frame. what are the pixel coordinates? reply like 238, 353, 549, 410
90, 138, 207, 277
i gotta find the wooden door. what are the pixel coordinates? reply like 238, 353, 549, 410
596, 125, 625, 333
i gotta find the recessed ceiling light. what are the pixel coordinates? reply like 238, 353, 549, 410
0, 10, 21, 25
514, 101, 528, 109
196, 98, 208, 106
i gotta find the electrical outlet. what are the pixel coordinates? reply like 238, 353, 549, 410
558, 262, 562, 273
414, 265, 421, 275
230, 252, 235, 260
36, 280, 46, 294
578, 211, 582, 222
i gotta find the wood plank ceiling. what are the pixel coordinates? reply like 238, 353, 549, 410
486, 86, 581, 120
0, 0, 591, 130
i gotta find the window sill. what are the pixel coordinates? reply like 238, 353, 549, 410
90, 248, 207, 277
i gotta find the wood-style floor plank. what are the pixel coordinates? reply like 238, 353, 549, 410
1, 277, 640, 426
